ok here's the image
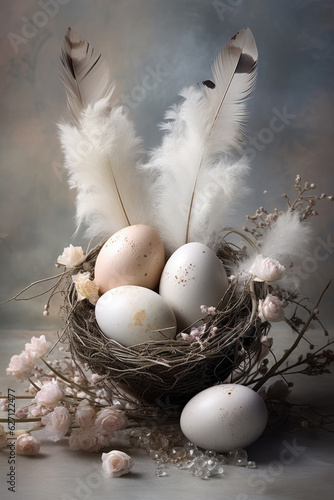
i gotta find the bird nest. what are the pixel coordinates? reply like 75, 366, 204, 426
61, 240, 268, 411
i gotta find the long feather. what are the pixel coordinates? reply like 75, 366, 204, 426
60, 27, 113, 122
58, 29, 150, 238
145, 28, 257, 255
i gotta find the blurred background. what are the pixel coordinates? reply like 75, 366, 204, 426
0, 0, 333, 330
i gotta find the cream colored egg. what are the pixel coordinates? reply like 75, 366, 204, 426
95, 285, 177, 346
94, 225, 165, 294
159, 242, 229, 331
180, 384, 268, 452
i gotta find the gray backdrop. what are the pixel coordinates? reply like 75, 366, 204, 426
0, 0, 333, 330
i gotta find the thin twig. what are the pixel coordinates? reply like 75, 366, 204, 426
253, 280, 331, 392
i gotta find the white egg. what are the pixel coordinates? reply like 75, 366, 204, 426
95, 285, 177, 346
180, 384, 268, 452
159, 242, 229, 331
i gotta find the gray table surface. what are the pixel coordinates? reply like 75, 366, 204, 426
1, 329, 333, 500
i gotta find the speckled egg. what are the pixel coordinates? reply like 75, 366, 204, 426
95, 285, 177, 346
94, 225, 165, 294
180, 384, 268, 452
159, 242, 229, 331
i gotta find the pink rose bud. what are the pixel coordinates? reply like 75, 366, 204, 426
101, 450, 133, 477
15, 434, 40, 456
258, 295, 285, 323
75, 400, 96, 429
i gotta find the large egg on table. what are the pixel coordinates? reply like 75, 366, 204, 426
95, 285, 177, 346
94, 225, 165, 294
180, 384, 268, 452
159, 242, 229, 331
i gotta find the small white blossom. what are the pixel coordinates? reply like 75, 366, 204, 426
72, 272, 100, 305
57, 245, 85, 268
249, 255, 285, 282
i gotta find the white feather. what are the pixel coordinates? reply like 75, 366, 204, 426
259, 211, 312, 266
58, 99, 150, 238
59, 28, 151, 238
145, 28, 258, 255
233, 211, 313, 289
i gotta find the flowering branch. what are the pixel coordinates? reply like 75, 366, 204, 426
253, 280, 331, 392
40, 357, 97, 399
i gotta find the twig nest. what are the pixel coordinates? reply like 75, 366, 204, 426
64, 241, 267, 410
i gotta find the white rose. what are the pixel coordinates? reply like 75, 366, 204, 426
75, 400, 96, 429
72, 272, 100, 305
15, 434, 40, 456
6, 350, 37, 382
57, 244, 86, 268
94, 408, 128, 436
41, 406, 72, 442
34, 380, 63, 407
258, 295, 285, 323
25, 335, 52, 358
249, 255, 285, 282
101, 450, 133, 477
69, 428, 101, 452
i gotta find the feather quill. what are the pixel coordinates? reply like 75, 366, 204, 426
145, 28, 257, 254
58, 28, 150, 238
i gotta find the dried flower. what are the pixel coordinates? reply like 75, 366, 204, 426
41, 406, 72, 442
75, 399, 96, 429
35, 380, 63, 408
15, 434, 40, 456
6, 350, 37, 382
15, 407, 29, 419
177, 325, 206, 344
25, 335, 52, 359
258, 295, 285, 323
249, 255, 285, 282
200, 305, 217, 315
94, 407, 128, 436
101, 450, 133, 477
57, 244, 85, 268
72, 272, 100, 305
